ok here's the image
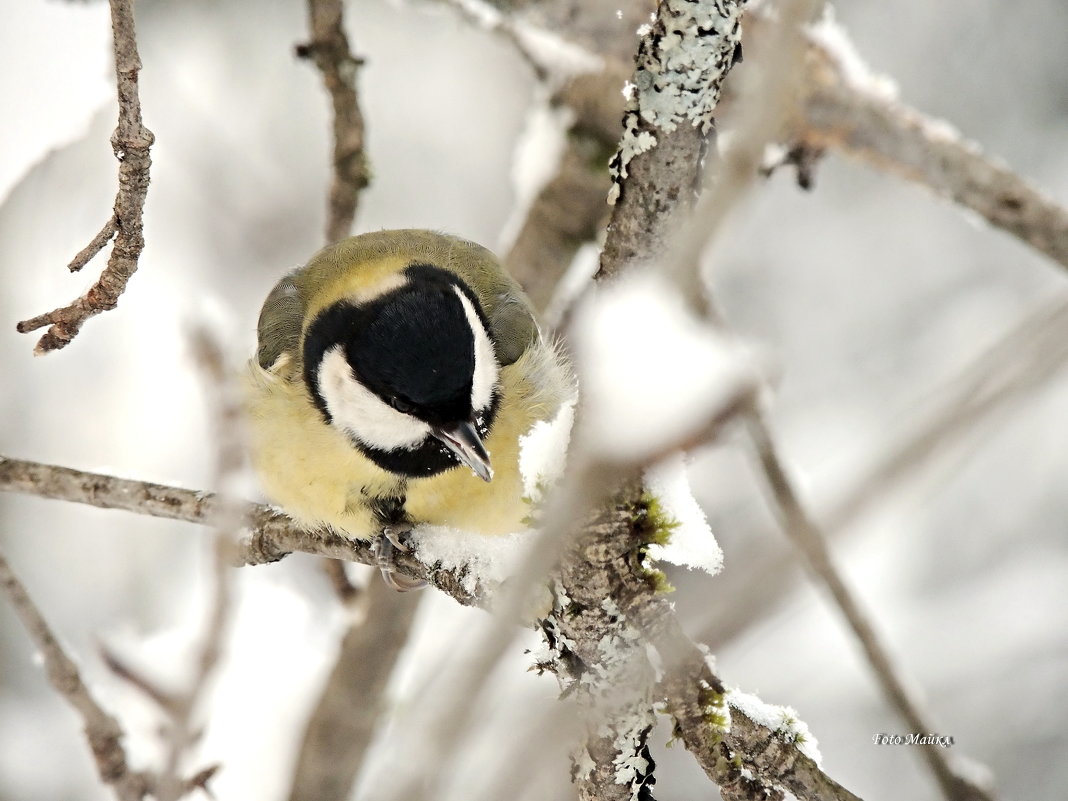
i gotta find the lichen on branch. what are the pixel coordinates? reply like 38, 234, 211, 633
601, 0, 746, 277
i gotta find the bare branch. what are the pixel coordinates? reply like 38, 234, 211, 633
68, 216, 120, 273
322, 558, 363, 604
0, 550, 150, 801
297, 0, 369, 243
16, 0, 153, 354
698, 292, 1068, 759
0, 453, 477, 596
793, 16, 1068, 275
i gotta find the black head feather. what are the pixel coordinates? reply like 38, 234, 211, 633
302, 263, 499, 477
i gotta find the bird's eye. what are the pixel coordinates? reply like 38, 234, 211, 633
391, 397, 414, 415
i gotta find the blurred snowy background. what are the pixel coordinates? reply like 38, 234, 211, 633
1, 1, 1067, 800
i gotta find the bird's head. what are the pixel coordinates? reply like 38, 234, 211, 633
302, 263, 499, 481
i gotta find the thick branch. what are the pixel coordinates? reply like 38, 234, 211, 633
297, 0, 369, 243
16, 0, 153, 354
543, 484, 861, 801
598, 0, 745, 279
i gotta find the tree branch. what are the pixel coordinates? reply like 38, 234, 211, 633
286, 579, 422, 801
297, 0, 369, 243
1, 551, 189, 801
16, 0, 153, 354
784, 11, 1068, 275
543, 481, 863, 801
597, 0, 745, 280
700, 293, 1068, 648
0, 451, 860, 800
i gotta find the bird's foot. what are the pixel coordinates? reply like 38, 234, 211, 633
374, 524, 427, 592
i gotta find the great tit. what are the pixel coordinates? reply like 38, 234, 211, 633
244, 230, 571, 587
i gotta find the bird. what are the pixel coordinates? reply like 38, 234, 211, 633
243, 229, 572, 589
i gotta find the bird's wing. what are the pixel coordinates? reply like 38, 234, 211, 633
255, 271, 305, 371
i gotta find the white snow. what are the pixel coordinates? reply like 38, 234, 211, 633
542, 242, 601, 330
499, 100, 573, 253
518, 397, 576, 503
807, 7, 898, 101
726, 687, 823, 765
570, 272, 760, 464
644, 455, 724, 575
511, 21, 604, 79
409, 525, 536, 595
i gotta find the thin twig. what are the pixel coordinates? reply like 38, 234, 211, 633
297, 0, 368, 243
701, 293, 1068, 668
0, 550, 151, 801
68, 216, 120, 273
151, 329, 244, 801
322, 559, 363, 604
16, 0, 153, 354
823, 294, 1068, 534
745, 406, 995, 801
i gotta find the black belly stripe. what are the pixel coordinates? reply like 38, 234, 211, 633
363, 486, 409, 527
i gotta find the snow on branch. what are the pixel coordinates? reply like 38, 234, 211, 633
789, 10, 1068, 275
16, 0, 153, 355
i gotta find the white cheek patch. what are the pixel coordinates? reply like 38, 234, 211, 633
453, 287, 499, 412
317, 347, 431, 451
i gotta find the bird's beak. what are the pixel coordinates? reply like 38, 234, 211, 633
433, 420, 493, 482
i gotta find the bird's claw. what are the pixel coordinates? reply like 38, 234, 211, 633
374, 524, 426, 592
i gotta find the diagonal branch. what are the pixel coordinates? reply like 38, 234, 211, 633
16, 0, 153, 355
700, 293, 1068, 648
744, 405, 996, 801
297, 0, 369, 243
1, 551, 172, 801
286, 579, 422, 801
783, 11, 1068, 275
